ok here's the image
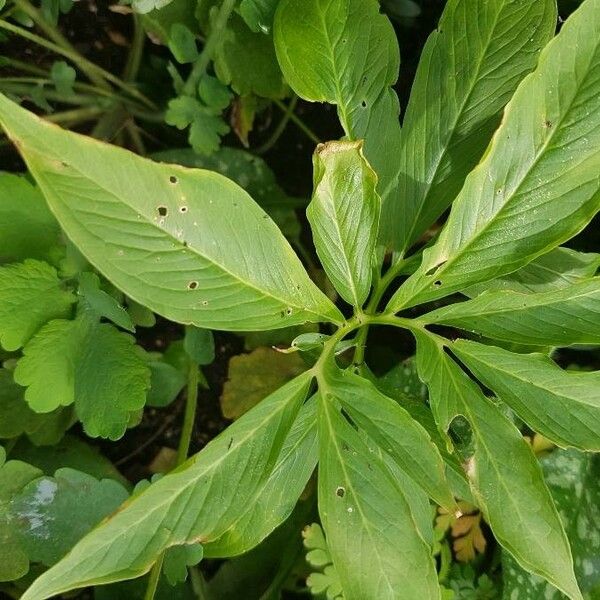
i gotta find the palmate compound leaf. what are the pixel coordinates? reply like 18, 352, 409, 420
388, 0, 600, 312
423, 278, 600, 347
0, 259, 75, 351
0, 94, 342, 332
317, 392, 441, 600
13, 311, 150, 440
274, 0, 402, 244
20, 373, 312, 600
450, 340, 600, 452
308, 141, 380, 307
414, 331, 582, 600
396, 0, 556, 252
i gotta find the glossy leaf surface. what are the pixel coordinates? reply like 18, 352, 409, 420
0, 95, 341, 331
389, 0, 600, 311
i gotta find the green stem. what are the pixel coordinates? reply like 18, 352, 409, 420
13, 0, 110, 91
123, 14, 145, 82
0, 19, 155, 108
181, 0, 237, 97
256, 95, 298, 154
273, 98, 321, 145
176, 362, 200, 466
45, 106, 105, 124
0, 56, 47, 76
143, 552, 165, 600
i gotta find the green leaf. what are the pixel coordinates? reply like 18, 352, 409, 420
424, 278, 600, 347
239, 0, 278, 33
317, 394, 440, 600
183, 326, 214, 365
12, 468, 129, 567
0, 259, 75, 351
450, 339, 600, 452
10, 434, 128, 485
303, 523, 344, 600
132, 0, 174, 14
78, 271, 134, 332
50, 60, 76, 96
324, 365, 456, 512
396, 0, 556, 251
14, 313, 150, 440
162, 544, 203, 585
463, 247, 600, 297
168, 23, 198, 63
198, 74, 232, 110
0, 173, 61, 264
274, 0, 402, 243
20, 373, 311, 599
503, 449, 600, 598
389, 0, 600, 311
147, 360, 186, 408
214, 13, 286, 98
0, 95, 341, 330
0, 456, 42, 582
308, 141, 380, 307
414, 331, 581, 599
165, 95, 229, 155
0, 368, 68, 441
221, 347, 306, 419
203, 395, 318, 556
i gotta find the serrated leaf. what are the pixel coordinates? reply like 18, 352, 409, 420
450, 339, 600, 451
78, 271, 134, 332
162, 543, 203, 585
0, 95, 341, 330
424, 279, 600, 347
0, 259, 75, 351
274, 0, 402, 242
0, 173, 61, 264
414, 331, 581, 600
204, 395, 318, 556
303, 524, 344, 599
317, 395, 440, 600
14, 313, 150, 440
0, 457, 42, 582
389, 0, 600, 311
221, 347, 306, 418
198, 74, 232, 110
20, 373, 311, 599
214, 13, 286, 98
503, 449, 600, 598
324, 365, 456, 512
396, 0, 556, 251
308, 141, 380, 307
463, 247, 600, 297
12, 468, 129, 567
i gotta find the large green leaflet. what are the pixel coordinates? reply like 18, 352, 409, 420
19, 373, 311, 600
503, 449, 600, 598
423, 278, 600, 346
389, 0, 600, 311
322, 364, 456, 512
397, 0, 556, 252
317, 394, 440, 600
451, 340, 600, 452
274, 0, 402, 244
0, 94, 342, 331
308, 141, 380, 307
414, 332, 582, 600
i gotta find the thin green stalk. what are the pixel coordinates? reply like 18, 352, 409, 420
0, 19, 155, 108
14, 0, 110, 91
143, 552, 165, 600
123, 14, 145, 82
256, 95, 298, 154
45, 106, 104, 124
0, 81, 101, 106
181, 0, 237, 97
177, 362, 200, 465
273, 98, 321, 145
0, 56, 47, 76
